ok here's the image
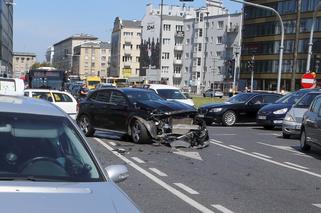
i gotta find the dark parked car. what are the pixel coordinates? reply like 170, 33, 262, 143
199, 92, 282, 126
300, 95, 321, 152
203, 89, 224, 98
257, 89, 316, 129
77, 88, 209, 148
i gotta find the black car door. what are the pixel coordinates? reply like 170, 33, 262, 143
243, 95, 264, 122
316, 104, 321, 146
88, 90, 111, 129
307, 97, 321, 144
105, 90, 130, 132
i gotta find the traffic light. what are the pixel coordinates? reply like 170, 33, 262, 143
247, 59, 255, 72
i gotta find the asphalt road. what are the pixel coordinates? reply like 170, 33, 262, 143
87, 125, 321, 213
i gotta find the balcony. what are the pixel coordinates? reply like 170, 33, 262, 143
226, 25, 239, 33
175, 31, 185, 37
124, 61, 132, 67
174, 59, 183, 65
124, 36, 132, 43
174, 45, 183, 51
174, 73, 182, 78
124, 48, 132, 55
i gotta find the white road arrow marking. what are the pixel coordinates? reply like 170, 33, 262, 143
173, 150, 203, 161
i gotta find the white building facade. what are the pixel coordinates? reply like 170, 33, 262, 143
181, 2, 242, 94
140, 3, 196, 87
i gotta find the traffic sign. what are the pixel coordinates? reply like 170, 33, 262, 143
301, 72, 317, 89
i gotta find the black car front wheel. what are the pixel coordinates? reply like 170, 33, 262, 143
300, 129, 311, 152
131, 119, 150, 144
222, 111, 236, 126
78, 115, 95, 137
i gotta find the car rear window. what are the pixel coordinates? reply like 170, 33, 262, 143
157, 89, 186, 100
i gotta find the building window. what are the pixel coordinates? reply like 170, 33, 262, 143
163, 38, 170, 45
198, 44, 202, 51
199, 29, 203, 37
187, 25, 191, 31
218, 21, 224, 29
200, 13, 204, 22
186, 39, 190, 45
217, 36, 223, 44
136, 45, 140, 49
162, 52, 170, 59
162, 66, 169, 73
185, 53, 189, 58
176, 25, 183, 32
137, 32, 141, 36
164, 24, 171, 31
197, 58, 201, 66
136, 57, 140, 62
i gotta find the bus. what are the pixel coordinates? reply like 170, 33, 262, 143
27, 69, 67, 91
86, 76, 101, 90
106, 77, 128, 87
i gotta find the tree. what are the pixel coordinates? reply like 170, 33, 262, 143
31, 62, 53, 69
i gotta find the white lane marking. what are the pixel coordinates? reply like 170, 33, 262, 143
210, 140, 321, 179
294, 153, 313, 159
284, 162, 309, 170
210, 139, 223, 144
131, 157, 145, 164
173, 150, 203, 161
174, 183, 200, 195
312, 204, 321, 209
149, 168, 168, 177
258, 142, 302, 154
215, 134, 236, 136
212, 204, 234, 213
95, 138, 214, 213
229, 145, 245, 150
252, 152, 272, 159
273, 134, 282, 137
109, 141, 117, 146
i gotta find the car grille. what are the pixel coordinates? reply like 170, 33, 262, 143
171, 118, 193, 125
198, 108, 208, 114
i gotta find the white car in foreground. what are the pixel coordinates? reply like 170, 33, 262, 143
24, 89, 78, 119
147, 84, 195, 107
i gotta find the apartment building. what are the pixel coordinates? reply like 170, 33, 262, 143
181, 1, 242, 94
240, 0, 321, 91
53, 34, 98, 73
12, 52, 37, 78
0, 0, 13, 77
72, 41, 111, 80
140, 3, 196, 86
110, 17, 141, 80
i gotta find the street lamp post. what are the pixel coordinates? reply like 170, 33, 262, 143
306, 2, 321, 73
231, 0, 284, 93
233, 45, 240, 93
159, 0, 164, 76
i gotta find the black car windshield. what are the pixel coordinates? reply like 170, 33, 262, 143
0, 113, 102, 182
295, 93, 321, 108
125, 90, 163, 101
276, 91, 307, 105
156, 89, 186, 100
227, 93, 255, 103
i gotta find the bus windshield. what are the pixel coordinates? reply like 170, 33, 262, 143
28, 70, 65, 90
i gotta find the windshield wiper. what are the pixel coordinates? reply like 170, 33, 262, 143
0, 176, 66, 182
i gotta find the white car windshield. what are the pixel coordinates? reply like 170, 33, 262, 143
0, 113, 102, 182
156, 89, 187, 100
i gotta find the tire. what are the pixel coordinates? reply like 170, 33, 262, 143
300, 129, 311, 152
263, 125, 274, 130
282, 132, 291, 139
77, 114, 95, 137
131, 119, 151, 144
203, 94, 206, 98
222, 111, 237, 126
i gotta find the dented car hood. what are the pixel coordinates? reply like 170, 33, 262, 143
136, 99, 196, 114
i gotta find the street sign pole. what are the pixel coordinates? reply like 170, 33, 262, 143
250, 55, 254, 93
231, 0, 284, 93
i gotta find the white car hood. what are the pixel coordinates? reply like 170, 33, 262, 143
0, 182, 140, 213
168, 99, 195, 107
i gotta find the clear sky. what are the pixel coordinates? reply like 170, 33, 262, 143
13, 0, 241, 62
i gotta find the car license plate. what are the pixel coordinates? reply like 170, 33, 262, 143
198, 114, 205, 118
258, 116, 266, 120
274, 120, 283, 124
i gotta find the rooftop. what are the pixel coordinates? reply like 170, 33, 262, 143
13, 52, 37, 57
54, 34, 98, 46
122, 20, 142, 28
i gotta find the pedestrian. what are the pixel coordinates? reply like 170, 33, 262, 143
78, 84, 89, 99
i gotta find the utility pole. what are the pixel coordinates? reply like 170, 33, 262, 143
233, 45, 240, 94
159, 0, 164, 78
202, 11, 210, 93
306, 1, 321, 73
249, 55, 255, 92
291, 0, 301, 91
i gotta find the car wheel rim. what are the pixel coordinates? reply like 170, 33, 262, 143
80, 116, 89, 134
132, 122, 141, 142
300, 131, 306, 148
225, 113, 236, 126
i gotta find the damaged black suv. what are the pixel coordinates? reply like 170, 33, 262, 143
77, 88, 209, 148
